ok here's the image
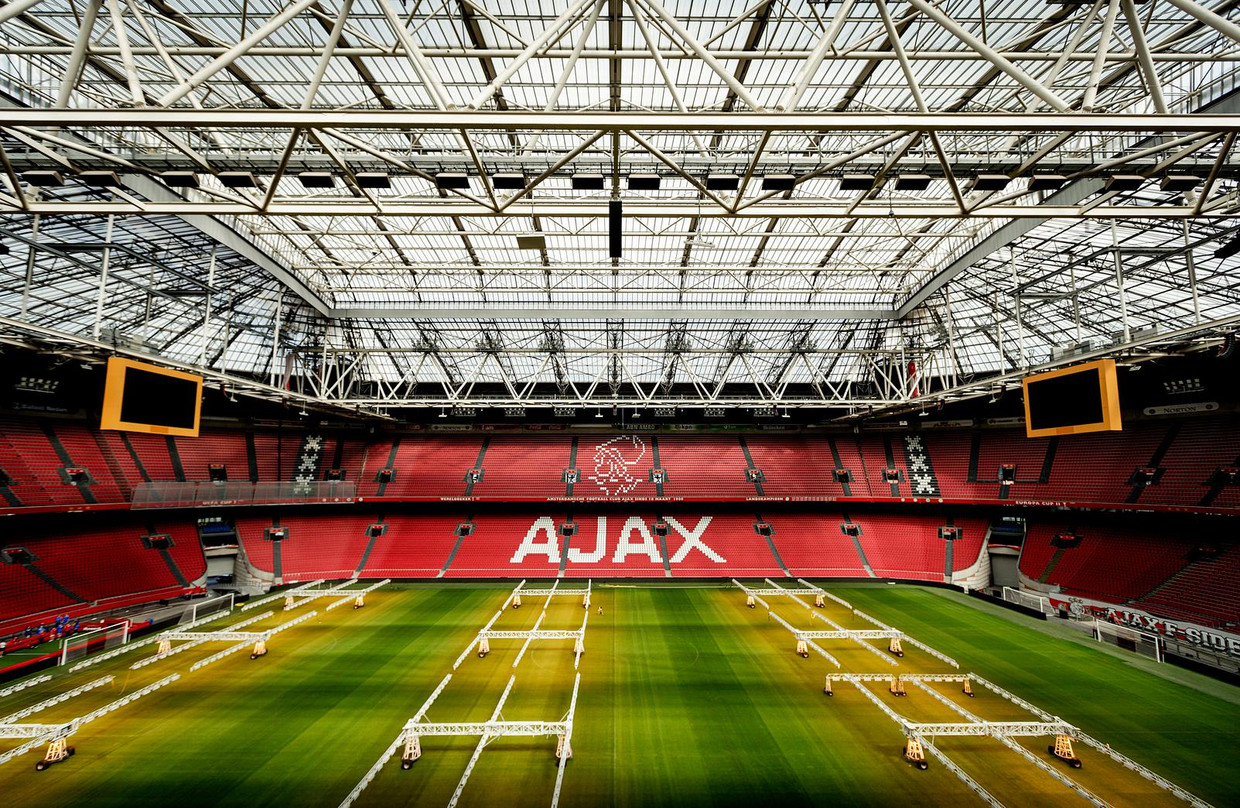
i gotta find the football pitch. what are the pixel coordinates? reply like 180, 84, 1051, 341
0, 582, 1237, 808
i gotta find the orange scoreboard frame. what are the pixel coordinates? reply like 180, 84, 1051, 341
100, 357, 203, 437
1022, 358, 1122, 438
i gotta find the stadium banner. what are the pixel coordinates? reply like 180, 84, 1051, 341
1048, 594, 1240, 658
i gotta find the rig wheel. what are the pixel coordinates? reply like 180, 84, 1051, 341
35, 761, 47, 772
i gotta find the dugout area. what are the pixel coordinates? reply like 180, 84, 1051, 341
0, 583, 1235, 808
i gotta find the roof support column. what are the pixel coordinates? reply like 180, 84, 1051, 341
1183, 221, 1201, 325
1111, 221, 1130, 344
56, 0, 102, 107
92, 215, 114, 340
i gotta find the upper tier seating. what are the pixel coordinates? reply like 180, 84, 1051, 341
358, 436, 483, 498
2, 416, 1238, 512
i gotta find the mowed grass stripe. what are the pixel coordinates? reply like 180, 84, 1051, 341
839, 585, 1240, 807
600, 588, 977, 808
0, 587, 495, 808
1, 584, 1235, 808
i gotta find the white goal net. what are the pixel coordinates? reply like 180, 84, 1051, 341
1094, 619, 1163, 663
60, 622, 129, 666
177, 593, 235, 626
1001, 586, 1053, 615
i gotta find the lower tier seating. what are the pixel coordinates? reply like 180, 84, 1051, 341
0, 520, 207, 634
3, 510, 1235, 637
1017, 521, 1240, 630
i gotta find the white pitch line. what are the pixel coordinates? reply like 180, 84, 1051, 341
447, 676, 517, 808
550, 672, 581, 808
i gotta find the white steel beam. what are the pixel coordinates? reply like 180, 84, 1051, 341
1164, 0, 1240, 45
155, 0, 320, 107
1, 199, 1220, 219
903, 721, 1078, 738
410, 721, 570, 738
4, 110, 1237, 131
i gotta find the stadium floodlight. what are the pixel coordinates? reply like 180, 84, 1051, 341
571, 173, 605, 190
1161, 174, 1200, 193
435, 172, 470, 189
79, 171, 122, 187
840, 174, 876, 191
491, 173, 527, 189
972, 174, 1010, 191
895, 174, 932, 191
22, 170, 63, 186
761, 174, 797, 191
298, 172, 334, 189
1028, 173, 1066, 191
355, 172, 391, 189
160, 170, 199, 188
218, 171, 258, 188
627, 174, 661, 191
1105, 175, 1144, 192
1214, 234, 1240, 259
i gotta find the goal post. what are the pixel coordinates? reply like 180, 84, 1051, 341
1002, 586, 1052, 615
178, 593, 235, 626
60, 622, 129, 666
1093, 619, 1163, 663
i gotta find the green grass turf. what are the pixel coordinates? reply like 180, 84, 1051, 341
835, 584, 1240, 805
0, 583, 1235, 807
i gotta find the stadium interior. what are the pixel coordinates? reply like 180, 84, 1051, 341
0, 0, 1239, 805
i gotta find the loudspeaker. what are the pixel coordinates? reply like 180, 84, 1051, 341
609, 200, 622, 258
